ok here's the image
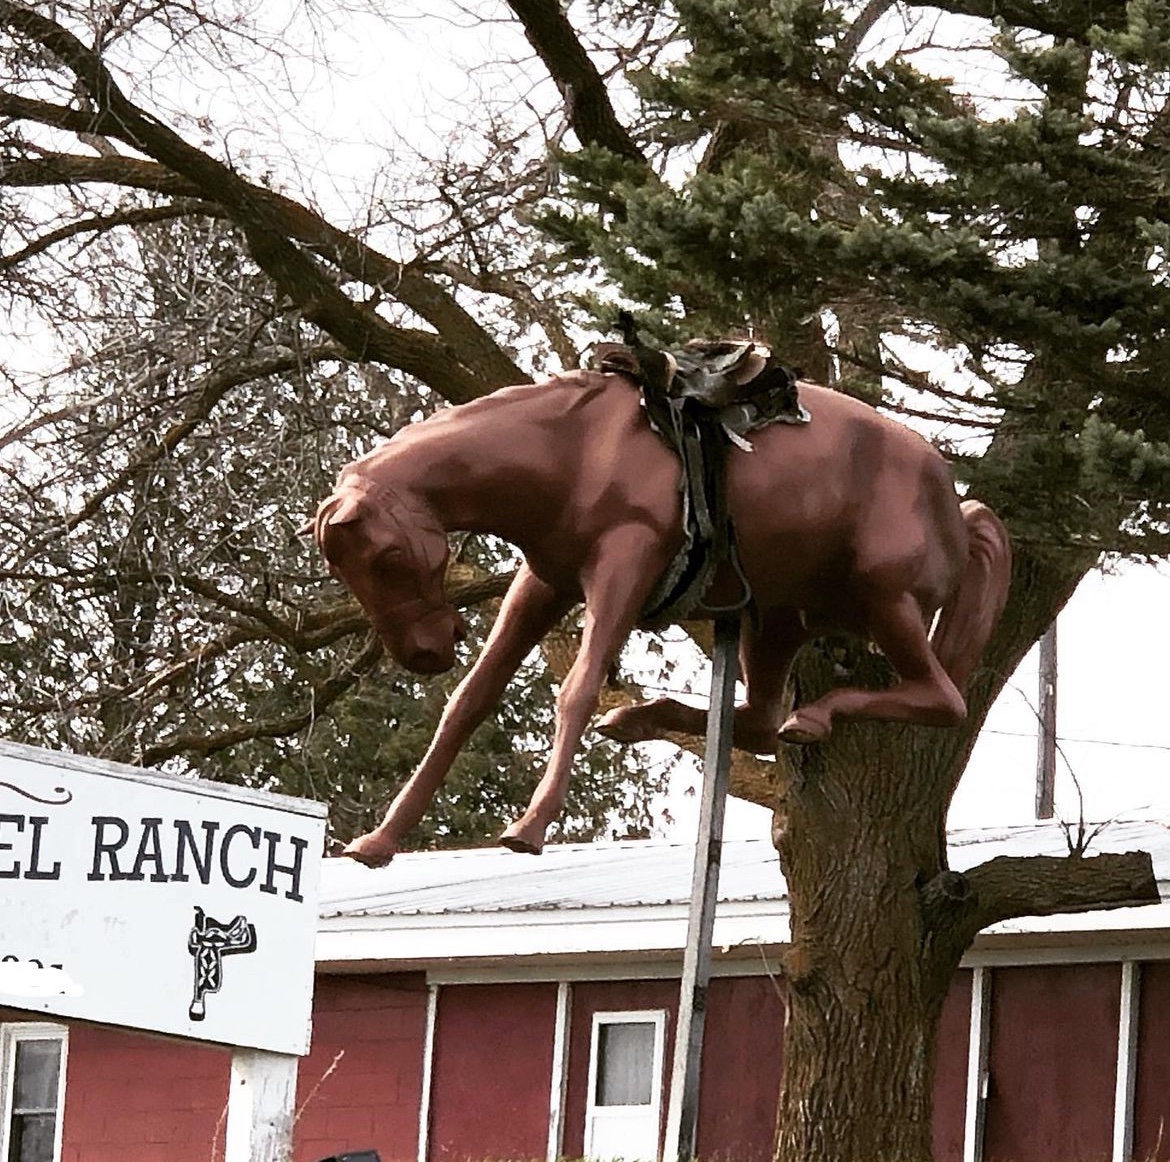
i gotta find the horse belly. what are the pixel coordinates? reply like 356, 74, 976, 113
723, 427, 860, 610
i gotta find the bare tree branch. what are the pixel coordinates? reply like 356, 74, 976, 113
505, 0, 646, 164
923, 851, 1161, 957
1, 150, 524, 400
0, 390, 117, 455
839, 0, 899, 58
131, 566, 517, 766
0, 199, 218, 272
903, 0, 1127, 40
138, 633, 385, 765
0, 6, 524, 402
60, 345, 345, 535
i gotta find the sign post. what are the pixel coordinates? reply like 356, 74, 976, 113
662, 616, 740, 1162
0, 739, 327, 1161
225, 1047, 300, 1162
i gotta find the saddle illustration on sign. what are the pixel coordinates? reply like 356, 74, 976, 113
187, 905, 257, 1021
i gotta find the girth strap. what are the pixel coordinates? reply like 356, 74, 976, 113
593, 321, 810, 628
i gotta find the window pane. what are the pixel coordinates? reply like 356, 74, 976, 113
12, 1042, 59, 1112
9, 1113, 56, 1162
596, 1022, 654, 1106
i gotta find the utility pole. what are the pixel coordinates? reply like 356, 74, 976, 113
1035, 622, 1058, 819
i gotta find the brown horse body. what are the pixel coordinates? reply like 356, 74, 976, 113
308, 370, 1011, 866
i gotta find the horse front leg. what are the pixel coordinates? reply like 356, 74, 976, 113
500, 525, 673, 855
344, 563, 574, 866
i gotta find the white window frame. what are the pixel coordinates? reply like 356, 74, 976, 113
0, 1022, 68, 1162
584, 1009, 667, 1162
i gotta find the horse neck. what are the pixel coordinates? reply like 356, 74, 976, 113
361, 397, 569, 541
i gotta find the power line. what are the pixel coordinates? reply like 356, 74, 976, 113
984, 729, 1170, 753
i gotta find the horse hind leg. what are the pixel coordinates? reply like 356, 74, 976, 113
596, 609, 807, 756
778, 592, 965, 744
596, 697, 782, 755
596, 697, 711, 745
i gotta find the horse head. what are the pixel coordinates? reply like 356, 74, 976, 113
306, 482, 466, 675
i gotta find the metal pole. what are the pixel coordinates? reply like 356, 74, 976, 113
663, 615, 741, 1162
1035, 622, 1058, 819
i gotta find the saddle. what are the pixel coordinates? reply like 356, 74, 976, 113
592, 316, 810, 627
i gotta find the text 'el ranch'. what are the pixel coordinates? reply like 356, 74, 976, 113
0, 814, 310, 902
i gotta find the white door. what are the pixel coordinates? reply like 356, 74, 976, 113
584, 1012, 666, 1162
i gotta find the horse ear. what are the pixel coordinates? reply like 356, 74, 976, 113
325, 494, 364, 526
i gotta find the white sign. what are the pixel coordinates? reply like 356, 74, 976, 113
0, 740, 327, 1055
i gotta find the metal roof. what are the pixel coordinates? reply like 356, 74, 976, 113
315, 819, 1170, 971
319, 835, 784, 920
320, 819, 1170, 920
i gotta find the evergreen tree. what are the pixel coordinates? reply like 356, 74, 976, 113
536, 1, 1170, 1156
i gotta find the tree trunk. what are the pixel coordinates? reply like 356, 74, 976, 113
768, 548, 1160, 1162
773, 721, 957, 1162
778, 962, 944, 1162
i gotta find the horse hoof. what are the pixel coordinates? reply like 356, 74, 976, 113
499, 835, 542, 855
342, 834, 396, 868
596, 708, 655, 744
499, 820, 545, 855
777, 728, 820, 745
778, 711, 830, 745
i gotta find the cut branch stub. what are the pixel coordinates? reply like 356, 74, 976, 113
923, 849, 1160, 970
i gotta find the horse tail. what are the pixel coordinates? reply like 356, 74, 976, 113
931, 500, 1012, 693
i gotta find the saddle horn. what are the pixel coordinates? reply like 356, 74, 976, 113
612, 310, 676, 395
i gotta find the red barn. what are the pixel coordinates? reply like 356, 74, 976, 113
4, 820, 1170, 1162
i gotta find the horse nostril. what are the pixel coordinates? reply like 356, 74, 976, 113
409, 648, 447, 675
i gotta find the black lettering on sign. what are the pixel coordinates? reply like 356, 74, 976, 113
89, 816, 132, 881
129, 818, 169, 883
0, 816, 62, 881
25, 816, 61, 881
261, 831, 308, 903
171, 820, 219, 885
80, 815, 310, 900
0, 954, 64, 971
219, 824, 260, 889
0, 815, 23, 879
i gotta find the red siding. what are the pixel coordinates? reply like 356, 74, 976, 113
695, 974, 785, 1162
931, 969, 972, 1162
982, 963, 1120, 1162
1133, 961, 1170, 1160
57, 1023, 228, 1162
6, 973, 428, 1162
11, 956, 1165, 1162
296, 973, 429, 1162
562, 978, 680, 1159
427, 982, 558, 1162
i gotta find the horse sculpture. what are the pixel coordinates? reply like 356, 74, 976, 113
305, 362, 1011, 867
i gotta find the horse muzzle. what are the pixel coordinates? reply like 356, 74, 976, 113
383, 606, 465, 675
402, 648, 454, 675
